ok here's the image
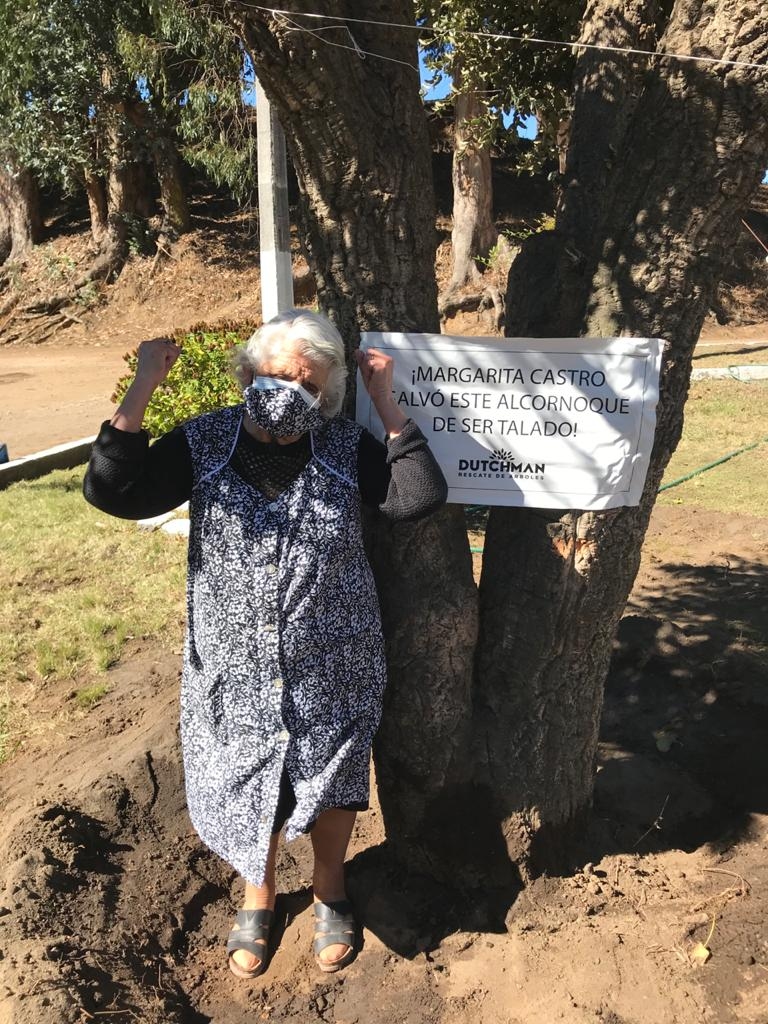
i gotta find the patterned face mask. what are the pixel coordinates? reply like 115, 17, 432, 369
243, 376, 325, 436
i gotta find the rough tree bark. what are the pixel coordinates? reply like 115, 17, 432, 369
477, 0, 768, 879
126, 100, 191, 235
0, 162, 42, 261
154, 141, 190, 235
84, 171, 109, 248
445, 59, 497, 294
0, 201, 11, 265
92, 108, 142, 283
201, 0, 768, 885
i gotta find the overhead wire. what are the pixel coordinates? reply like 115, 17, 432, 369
271, 10, 419, 70
238, 4, 768, 74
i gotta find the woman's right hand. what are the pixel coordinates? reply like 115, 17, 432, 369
135, 337, 182, 387
110, 337, 182, 433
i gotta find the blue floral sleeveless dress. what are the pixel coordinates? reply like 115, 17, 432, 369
180, 406, 387, 886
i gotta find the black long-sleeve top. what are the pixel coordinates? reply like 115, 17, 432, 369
83, 415, 448, 521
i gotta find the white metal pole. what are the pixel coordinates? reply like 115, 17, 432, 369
256, 79, 294, 321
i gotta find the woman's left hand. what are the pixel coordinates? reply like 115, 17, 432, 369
355, 347, 407, 437
355, 347, 395, 403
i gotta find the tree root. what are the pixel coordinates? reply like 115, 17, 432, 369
0, 238, 127, 343
1, 308, 85, 345
0, 290, 19, 318
438, 283, 505, 331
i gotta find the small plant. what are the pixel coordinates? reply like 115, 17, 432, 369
120, 213, 153, 258
0, 698, 10, 763
74, 683, 109, 709
537, 214, 556, 233
4, 260, 24, 292
74, 281, 100, 309
127, 235, 143, 259
502, 215, 557, 245
41, 245, 76, 282
476, 235, 518, 275
112, 323, 256, 437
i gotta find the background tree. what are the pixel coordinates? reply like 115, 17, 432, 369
188, 0, 768, 885
0, 0, 255, 284
0, 161, 43, 261
120, 1, 259, 222
0, 0, 157, 278
416, 0, 581, 306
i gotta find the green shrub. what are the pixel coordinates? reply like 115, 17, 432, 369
112, 323, 257, 438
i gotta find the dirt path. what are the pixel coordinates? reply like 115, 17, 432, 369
0, 341, 128, 459
0, 215, 266, 459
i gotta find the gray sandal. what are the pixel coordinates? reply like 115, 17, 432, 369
313, 900, 357, 973
226, 908, 273, 979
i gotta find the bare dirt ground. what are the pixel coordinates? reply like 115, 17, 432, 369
1, 505, 766, 1024
2, 188, 767, 1023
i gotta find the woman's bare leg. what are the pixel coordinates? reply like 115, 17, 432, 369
311, 809, 356, 966
230, 831, 280, 973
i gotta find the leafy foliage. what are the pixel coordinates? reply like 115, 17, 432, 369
0, 0, 256, 206
112, 325, 256, 437
0, 0, 156, 187
417, 1, 583, 170
120, 2, 258, 202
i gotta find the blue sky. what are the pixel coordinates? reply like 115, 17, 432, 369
418, 51, 538, 138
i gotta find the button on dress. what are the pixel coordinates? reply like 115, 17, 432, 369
180, 406, 387, 886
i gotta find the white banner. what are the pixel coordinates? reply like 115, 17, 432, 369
356, 333, 664, 510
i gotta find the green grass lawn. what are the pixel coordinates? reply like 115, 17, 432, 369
0, 469, 186, 761
658, 379, 768, 515
691, 341, 768, 369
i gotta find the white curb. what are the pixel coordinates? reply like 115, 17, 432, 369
690, 364, 768, 381
160, 518, 190, 537
137, 503, 189, 530
0, 436, 95, 490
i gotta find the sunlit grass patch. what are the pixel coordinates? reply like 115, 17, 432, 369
692, 342, 768, 369
74, 683, 109, 709
0, 694, 10, 764
658, 380, 768, 517
0, 467, 186, 762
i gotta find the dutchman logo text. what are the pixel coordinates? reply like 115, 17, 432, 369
457, 450, 545, 480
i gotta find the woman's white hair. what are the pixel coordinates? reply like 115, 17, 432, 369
233, 309, 348, 417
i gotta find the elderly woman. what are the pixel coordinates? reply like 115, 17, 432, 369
83, 309, 447, 979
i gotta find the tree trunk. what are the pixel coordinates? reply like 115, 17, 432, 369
556, 115, 571, 177
232, 1, 479, 866
155, 141, 190, 235
0, 163, 42, 260
84, 172, 109, 247
123, 98, 190, 236
93, 109, 143, 282
447, 61, 497, 293
85, 73, 147, 282
0, 201, 11, 265
198, 0, 768, 887
478, 0, 768, 880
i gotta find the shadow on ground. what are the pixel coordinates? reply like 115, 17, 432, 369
592, 553, 768, 861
